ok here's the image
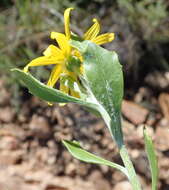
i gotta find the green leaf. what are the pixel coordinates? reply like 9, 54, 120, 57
71, 41, 124, 147
12, 69, 99, 112
63, 140, 128, 177
144, 128, 158, 190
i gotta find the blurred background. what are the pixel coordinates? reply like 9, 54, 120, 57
0, 0, 169, 189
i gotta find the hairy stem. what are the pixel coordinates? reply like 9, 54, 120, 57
108, 112, 142, 190
120, 145, 142, 190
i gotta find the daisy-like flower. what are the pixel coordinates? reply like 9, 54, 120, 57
23, 8, 115, 99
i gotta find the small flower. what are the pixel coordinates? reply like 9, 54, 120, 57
23, 8, 115, 99
24, 8, 81, 98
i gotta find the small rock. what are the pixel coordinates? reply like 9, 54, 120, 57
46, 176, 95, 190
155, 126, 169, 151
52, 109, 66, 126
145, 71, 169, 90
17, 114, 27, 123
0, 124, 26, 140
113, 181, 132, 190
146, 114, 157, 126
123, 121, 143, 146
88, 170, 111, 190
0, 88, 10, 106
122, 100, 149, 125
0, 169, 40, 190
35, 147, 49, 163
29, 115, 51, 139
0, 150, 23, 165
0, 107, 15, 123
94, 123, 104, 132
65, 163, 76, 176
158, 118, 169, 127
99, 165, 109, 174
0, 136, 20, 150
112, 171, 126, 182
134, 87, 153, 103
159, 157, 169, 183
65, 117, 74, 126
134, 152, 150, 178
45, 184, 68, 190
136, 125, 154, 139
76, 162, 88, 176
130, 149, 140, 159
158, 93, 169, 120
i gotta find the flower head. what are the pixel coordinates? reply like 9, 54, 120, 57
24, 8, 82, 98
23, 8, 115, 100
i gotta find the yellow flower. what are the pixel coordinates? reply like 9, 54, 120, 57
24, 8, 81, 98
23, 8, 115, 99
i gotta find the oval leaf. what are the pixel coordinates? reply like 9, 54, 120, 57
71, 41, 124, 146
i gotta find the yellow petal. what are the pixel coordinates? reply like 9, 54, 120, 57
80, 65, 84, 74
60, 83, 69, 94
65, 70, 77, 81
51, 32, 71, 56
59, 82, 69, 106
48, 102, 53, 106
84, 18, 100, 40
43, 45, 63, 58
70, 89, 80, 98
64, 7, 74, 39
72, 49, 83, 62
59, 103, 66, 106
47, 65, 62, 87
23, 56, 63, 73
92, 33, 115, 45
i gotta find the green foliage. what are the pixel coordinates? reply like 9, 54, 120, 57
71, 40, 124, 147
144, 128, 158, 190
12, 40, 124, 147
63, 140, 128, 176
117, 0, 169, 82
12, 68, 100, 114
118, 0, 169, 41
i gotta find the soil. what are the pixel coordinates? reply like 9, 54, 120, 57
0, 78, 169, 190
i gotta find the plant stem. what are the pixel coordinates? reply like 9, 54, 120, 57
100, 105, 142, 189
119, 145, 142, 190
107, 113, 142, 190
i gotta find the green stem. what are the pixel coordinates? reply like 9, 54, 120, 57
107, 112, 142, 190
120, 145, 142, 190
99, 105, 142, 189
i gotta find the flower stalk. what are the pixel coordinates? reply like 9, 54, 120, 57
120, 145, 142, 190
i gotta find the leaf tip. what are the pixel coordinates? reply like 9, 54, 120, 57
62, 140, 82, 149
